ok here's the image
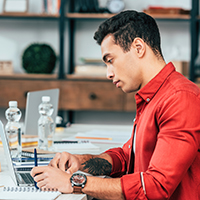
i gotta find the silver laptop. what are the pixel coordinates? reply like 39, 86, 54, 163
24, 88, 59, 135
0, 121, 34, 186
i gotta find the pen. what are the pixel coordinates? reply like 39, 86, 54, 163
75, 136, 112, 140
34, 148, 39, 189
54, 140, 78, 144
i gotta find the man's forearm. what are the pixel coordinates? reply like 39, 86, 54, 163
83, 176, 124, 200
71, 153, 124, 199
74, 153, 113, 176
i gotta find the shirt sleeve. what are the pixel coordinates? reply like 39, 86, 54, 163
105, 137, 133, 177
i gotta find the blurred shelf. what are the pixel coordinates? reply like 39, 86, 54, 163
0, 13, 59, 20
66, 13, 115, 19
66, 12, 190, 21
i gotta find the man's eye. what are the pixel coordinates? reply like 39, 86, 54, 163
108, 59, 113, 63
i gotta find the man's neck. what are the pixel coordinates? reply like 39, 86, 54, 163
140, 57, 166, 89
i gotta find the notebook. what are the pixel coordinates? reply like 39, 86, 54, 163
0, 187, 61, 200
0, 121, 61, 199
24, 88, 59, 136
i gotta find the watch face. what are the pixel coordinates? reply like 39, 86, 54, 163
70, 174, 87, 187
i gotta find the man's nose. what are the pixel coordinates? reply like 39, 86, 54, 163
106, 65, 114, 80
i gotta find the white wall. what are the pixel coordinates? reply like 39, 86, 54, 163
0, 0, 192, 125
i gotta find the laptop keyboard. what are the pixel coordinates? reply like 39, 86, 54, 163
19, 173, 34, 184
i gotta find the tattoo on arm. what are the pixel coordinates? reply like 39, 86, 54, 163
82, 158, 112, 176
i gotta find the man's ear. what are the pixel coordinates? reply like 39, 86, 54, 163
132, 37, 146, 58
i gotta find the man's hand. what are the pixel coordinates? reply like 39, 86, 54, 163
48, 152, 81, 174
30, 166, 73, 193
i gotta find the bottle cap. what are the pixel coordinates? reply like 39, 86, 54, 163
9, 101, 17, 107
42, 96, 50, 102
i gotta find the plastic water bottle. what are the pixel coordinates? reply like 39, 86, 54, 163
5, 101, 22, 157
38, 96, 54, 150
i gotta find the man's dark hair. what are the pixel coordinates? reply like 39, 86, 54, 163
94, 10, 163, 59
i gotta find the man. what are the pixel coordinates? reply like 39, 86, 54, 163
31, 10, 200, 199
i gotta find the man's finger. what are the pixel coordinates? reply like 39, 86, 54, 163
48, 153, 61, 168
59, 152, 70, 171
30, 166, 45, 177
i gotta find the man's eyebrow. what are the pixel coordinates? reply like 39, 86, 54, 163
102, 54, 109, 62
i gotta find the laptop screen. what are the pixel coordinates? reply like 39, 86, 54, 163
24, 89, 59, 135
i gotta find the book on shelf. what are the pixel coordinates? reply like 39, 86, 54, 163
75, 64, 107, 76
143, 6, 190, 15
42, 0, 61, 15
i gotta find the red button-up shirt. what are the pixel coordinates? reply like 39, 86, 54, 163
105, 62, 200, 199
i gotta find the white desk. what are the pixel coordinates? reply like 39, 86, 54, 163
0, 124, 133, 200
54, 123, 133, 153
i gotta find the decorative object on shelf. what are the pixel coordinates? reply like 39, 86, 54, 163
22, 43, 57, 74
3, 0, 28, 13
75, 58, 106, 76
0, 61, 13, 74
107, 0, 125, 14
74, 0, 107, 13
143, 6, 190, 15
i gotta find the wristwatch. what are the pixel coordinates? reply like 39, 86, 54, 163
70, 173, 87, 194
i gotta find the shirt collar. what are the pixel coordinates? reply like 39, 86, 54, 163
136, 62, 175, 103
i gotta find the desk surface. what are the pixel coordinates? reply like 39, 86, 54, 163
54, 123, 133, 153
0, 123, 133, 200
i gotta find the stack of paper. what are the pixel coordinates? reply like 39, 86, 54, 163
0, 135, 38, 148
21, 148, 56, 158
65, 129, 131, 145
53, 140, 100, 154
12, 157, 52, 171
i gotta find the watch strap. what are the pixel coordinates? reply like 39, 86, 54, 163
73, 185, 83, 194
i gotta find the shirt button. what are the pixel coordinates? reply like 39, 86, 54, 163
129, 145, 131, 148
146, 98, 150, 102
